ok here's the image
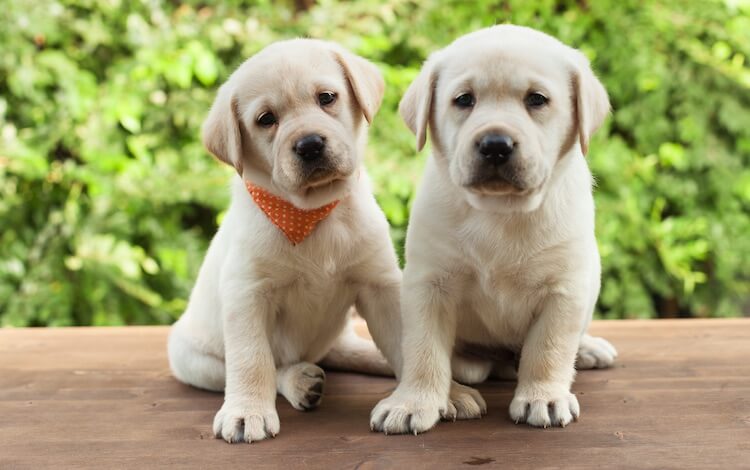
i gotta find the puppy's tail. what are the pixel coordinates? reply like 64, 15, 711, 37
319, 313, 394, 377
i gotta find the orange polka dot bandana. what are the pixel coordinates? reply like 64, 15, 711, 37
245, 181, 340, 245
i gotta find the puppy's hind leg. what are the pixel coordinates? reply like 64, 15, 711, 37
167, 325, 226, 392
318, 314, 393, 377
451, 354, 492, 385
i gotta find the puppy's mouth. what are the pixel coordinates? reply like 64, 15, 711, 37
301, 168, 352, 196
463, 162, 546, 197
463, 174, 541, 198
465, 180, 532, 197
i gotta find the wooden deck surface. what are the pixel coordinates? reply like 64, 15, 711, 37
1, 319, 749, 469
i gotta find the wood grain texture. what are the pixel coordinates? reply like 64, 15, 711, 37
1, 320, 748, 469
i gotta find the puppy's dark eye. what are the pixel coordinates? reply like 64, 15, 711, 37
257, 112, 277, 127
525, 92, 549, 108
318, 91, 337, 106
454, 93, 475, 108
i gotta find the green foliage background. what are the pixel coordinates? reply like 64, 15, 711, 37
1, 0, 749, 326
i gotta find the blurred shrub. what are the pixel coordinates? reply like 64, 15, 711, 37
1, 0, 749, 325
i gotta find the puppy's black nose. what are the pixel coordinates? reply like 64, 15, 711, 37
478, 134, 514, 165
294, 134, 325, 161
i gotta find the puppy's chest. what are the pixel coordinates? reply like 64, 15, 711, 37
276, 281, 353, 332
278, 252, 353, 296
460, 224, 560, 304
273, 213, 362, 287
470, 263, 548, 311
462, 238, 542, 291
458, 251, 557, 344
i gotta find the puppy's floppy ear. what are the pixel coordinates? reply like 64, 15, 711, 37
399, 55, 439, 152
202, 82, 244, 175
334, 49, 385, 125
569, 49, 610, 155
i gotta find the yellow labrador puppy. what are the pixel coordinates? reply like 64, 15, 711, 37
371, 25, 617, 434
167, 39, 405, 443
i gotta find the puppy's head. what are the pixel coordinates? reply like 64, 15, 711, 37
400, 25, 610, 213
203, 39, 384, 209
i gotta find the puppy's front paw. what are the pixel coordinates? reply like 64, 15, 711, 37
213, 400, 280, 443
509, 384, 579, 428
577, 334, 618, 369
370, 389, 446, 435
445, 381, 487, 420
278, 362, 325, 411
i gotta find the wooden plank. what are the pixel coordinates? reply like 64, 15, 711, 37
0, 320, 748, 469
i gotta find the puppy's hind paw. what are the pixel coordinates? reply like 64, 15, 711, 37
448, 381, 487, 420
278, 362, 326, 411
577, 334, 618, 369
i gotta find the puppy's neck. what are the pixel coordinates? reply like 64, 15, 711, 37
244, 180, 341, 245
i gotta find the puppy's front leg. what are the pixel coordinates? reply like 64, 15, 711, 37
213, 286, 279, 443
370, 273, 484, 435
510, 293, 585, 428
355, 268, 403, 377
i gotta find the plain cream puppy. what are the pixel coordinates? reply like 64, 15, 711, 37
371, 25, 617, 435
168, 39, 404, 444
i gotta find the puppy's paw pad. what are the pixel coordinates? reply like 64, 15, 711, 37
213, 401, 280, 443
299, 380, 324, 410
449, 381, 487, 420
577, 335, 618, 369
510, 388, 579, 428
370, 392, 443, 435
284, 363, 326, 411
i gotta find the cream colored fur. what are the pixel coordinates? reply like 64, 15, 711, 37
167, 39, 406, 444
371, 25, 617, 435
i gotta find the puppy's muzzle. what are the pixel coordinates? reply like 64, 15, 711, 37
293, 133, 347, 188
